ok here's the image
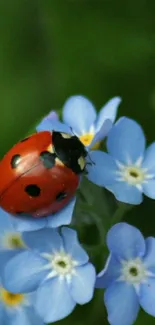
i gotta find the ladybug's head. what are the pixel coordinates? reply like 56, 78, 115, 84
52, 131, 87, 174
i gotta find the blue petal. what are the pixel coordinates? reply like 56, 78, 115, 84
104, 282, 139, 325
62, 95, 97, 135
139, 278, 155, 316
8, 307, 44, 325
143, 180, 155, 199
41, 111, 59, 122
10, 215, 46, 232
107, 117, 146, 164
0, 301, 6, 324
35, 278, 76, 323
0, 208, 14, 233
2, 251, 48, 293
95, 97, 121, 131
106, 182, 143, 204
142, 142, 155, 173
37, 119, 71, 134
107, 223, 146, 260
22, 228, 63, 253
0, 250, 23, 276
47, 197, 76, 228
86, 150, 117, 187
69, 263, 96, 304
89, 119, 112, 149
143, 237, 155, 273
61, 227, 88, 265
0, 209, 20, 250
96, 254, 121, 289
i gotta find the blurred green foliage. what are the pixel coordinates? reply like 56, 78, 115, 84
1, 1, 155, 324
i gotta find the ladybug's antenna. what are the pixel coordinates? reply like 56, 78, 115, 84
70, 127, 75, 136
86, 152, 95, 166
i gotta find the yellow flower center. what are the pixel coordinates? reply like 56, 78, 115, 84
2, 233, 26, 249
79, 133, 100, 149
1, 288, 24, 307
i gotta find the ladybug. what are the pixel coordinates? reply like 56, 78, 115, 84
0, 131, 87, 218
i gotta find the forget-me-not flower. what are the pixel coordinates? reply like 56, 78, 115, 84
2, 227, 96, 323
37, 95, 121, 149
96, 222, 155, 325
0, 288, 44, 325
87, 117, 155, 204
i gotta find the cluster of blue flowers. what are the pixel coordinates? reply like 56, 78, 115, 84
0, 95, 155, 325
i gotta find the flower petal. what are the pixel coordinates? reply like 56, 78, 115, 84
96, 254, 121, 289
104, 282, 139, 325
62, 95, 97, 135
47, 197, 76, 228
61, 227, 88, 265
86, 150, 117, 187
2, 251, 48, 293
143, 180, 155, 199
0, 304, 6, 324
8, 307, 44, 325
142, 142, 155, 173
10, 215, 46, 232
107, 117, 146, 164
22, 228, 63, 253
107, 182, 143, 204
139, 278, 155, 316
89, 119, 112, 149
69, 263, 96, 304
0, 250, 23, 276
95, 97, 121, 131
37, 119, 71, 134
107, 223, 146, 260
143, 237, 155, 273
0, 209, 19, 250
0, 208, 14, 233
35, 278, 76, 323
41, 111, 59, 123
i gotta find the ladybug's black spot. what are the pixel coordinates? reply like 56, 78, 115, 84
16, 211, 24, 215
20, 137, 30, 142
11, 154, 21, 169
25, 184, 41, 197
56, 192, 67, 202
40, 151, 56, 169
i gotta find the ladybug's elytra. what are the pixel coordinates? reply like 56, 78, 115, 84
0, 131, 87, 218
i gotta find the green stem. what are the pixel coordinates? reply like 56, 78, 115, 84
111, 203, 133, 226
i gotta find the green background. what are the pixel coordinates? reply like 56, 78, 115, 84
1, 1, 155, 324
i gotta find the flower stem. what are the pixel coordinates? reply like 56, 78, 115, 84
111, 202, 133, 226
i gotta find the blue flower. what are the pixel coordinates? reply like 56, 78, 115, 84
0, 288, 44, 325
96, 222, 155, 325
2, 227, 96, 323
87, 117, 155, 204
37, 95, 121, 148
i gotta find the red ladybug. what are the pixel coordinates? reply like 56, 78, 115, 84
0, 131, 87, 218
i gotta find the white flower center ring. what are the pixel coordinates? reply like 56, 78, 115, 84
115, 157, 154, 190
42, 250, 78, 283
120, 257, 147, 285
2, 232, 26, 249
